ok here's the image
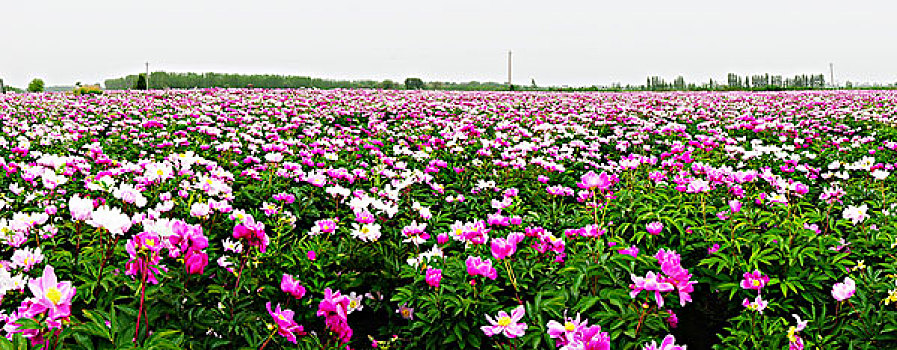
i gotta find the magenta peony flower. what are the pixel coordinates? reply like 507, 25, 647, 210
619, 245, 639, 257
481, 305, 527, 338
740, 270, 770, 291
425, 267, 442, 288
281, 274, 307, 299
490, 235, 521, 260
232, 215, 268, 252
267, 302, 305, 344
466, 256, 497, 280
184, 250, 208, 275
647, 222, 663, 235
317, 288, 352, 344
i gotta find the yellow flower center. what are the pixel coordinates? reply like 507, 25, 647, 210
497, 316, 511, 327
24, 258, 32, 266
157, 170, 164, 176
361, 227, 370, 234
350, 301, 357, 308
401, 309, 410, 318
146, 239, 156, 247
47, 287, 62, 305
564, 322, 575, 332
752, 280, 761, 287
787, 326, 797, 342
277, 314, 286, 321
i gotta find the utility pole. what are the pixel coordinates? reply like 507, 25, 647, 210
507, 50, 512, 91
145, 62, 150, 90
829, 63, 834, 88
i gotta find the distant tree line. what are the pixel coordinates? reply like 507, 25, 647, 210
103, 72, 541, 91
643, 73, 830, 91
104, 72, 421, 90
98, 71, 896, 92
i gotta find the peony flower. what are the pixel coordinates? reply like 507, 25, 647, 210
184, 250, 208, 275
11, 247, 44, 272
647, 222, 663, 235
347, 292, 364, 314
425, 267, 442, 288
642, 335, 686, 350
619, 245, 639, 257
86, 205, 132, 236
630, 271, 675, 307
578, 171, 612, 191
68, 195, 94, 221
267, 302, 305, 344
466, 256, 497, 280
397, 302, 414, 320
842, 205, 869, 225
27, 265, 76, 322
728, 199, 742, 213
481, 305, 527, 338
281, 274, 307, 300
742, 294, 768, 313
740, 270, 769, 291
832, 277, 856, 302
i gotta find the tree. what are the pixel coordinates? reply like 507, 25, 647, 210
27, 78, 45, 93
404, 77, 424, 90
134, 73, 147, 90
380, 80, 396, 89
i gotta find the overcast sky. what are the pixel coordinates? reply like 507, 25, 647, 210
2, 0, 896, 88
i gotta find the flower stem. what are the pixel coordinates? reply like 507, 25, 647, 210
258, 327, 279, 350
134, 260, 149, 344
95, 234, 120, 297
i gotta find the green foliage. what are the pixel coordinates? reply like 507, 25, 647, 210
27, 78, 44, 92
134, 74, 147, 90
73, 85, 103, 96
404, 78, 424, 90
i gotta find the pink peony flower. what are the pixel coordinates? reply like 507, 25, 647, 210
832, 277, 856, 302
630, 271, 675, 307
578, 171, 612, 191
642, 335, 686, 350
27, 265, 76, 322
481, 305, 527, 338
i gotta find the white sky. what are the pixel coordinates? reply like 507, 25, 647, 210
2, 0, 896, 88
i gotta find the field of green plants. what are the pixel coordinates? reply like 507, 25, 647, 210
0, 89, 896, 349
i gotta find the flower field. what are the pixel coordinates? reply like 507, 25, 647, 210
1, 89, 897, 349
